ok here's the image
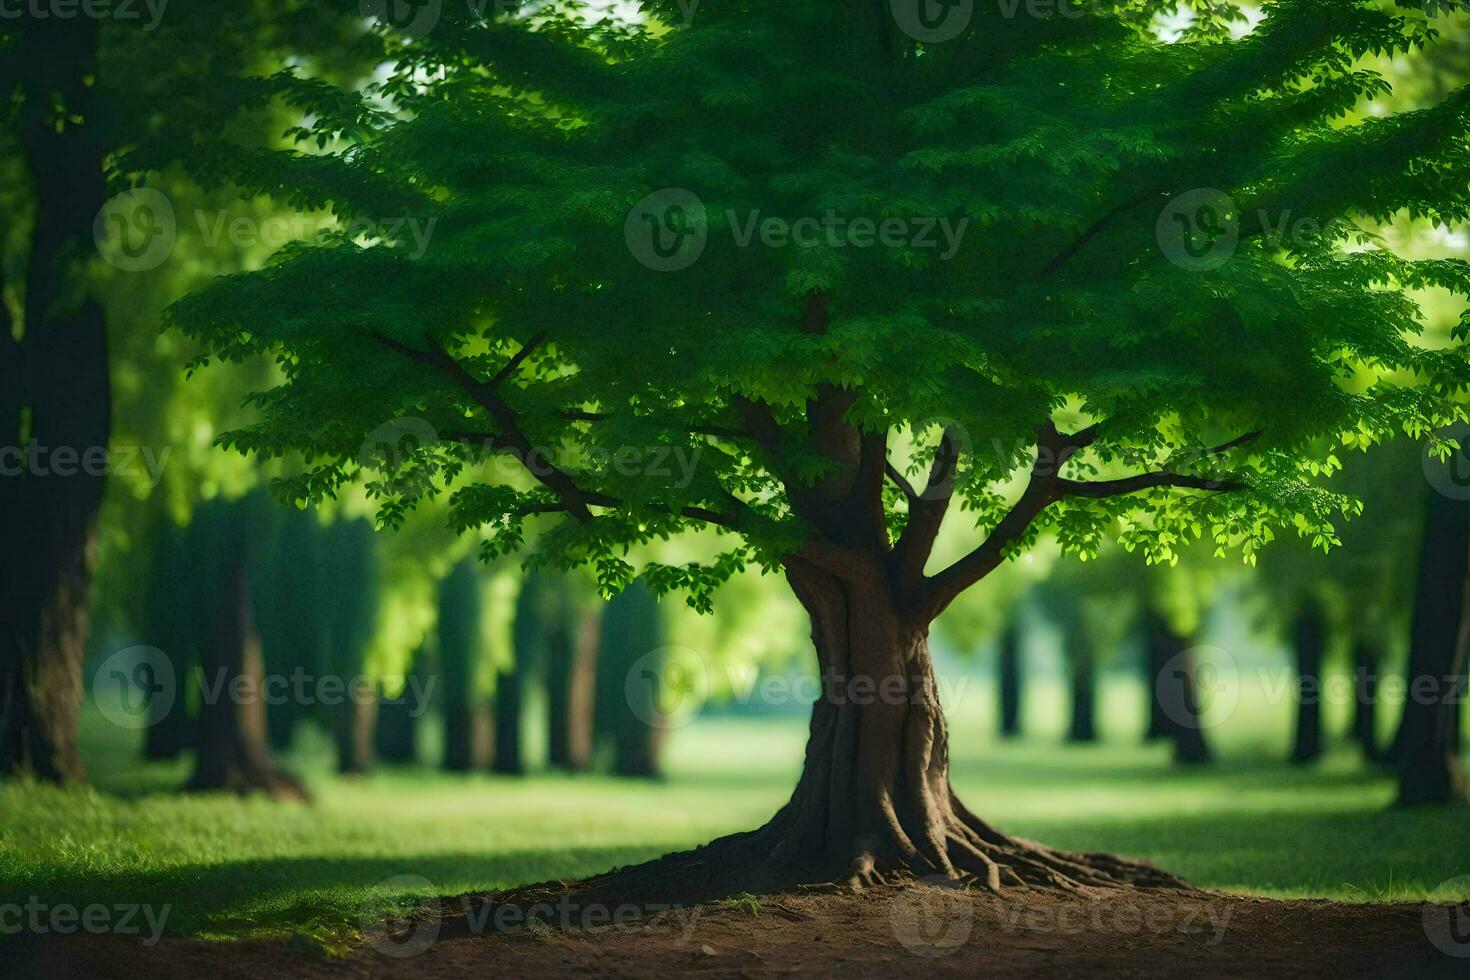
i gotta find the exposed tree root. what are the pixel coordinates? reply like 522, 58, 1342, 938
439, 803, 1189, 941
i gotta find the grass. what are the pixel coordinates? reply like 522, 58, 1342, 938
1, 674, 1468, 942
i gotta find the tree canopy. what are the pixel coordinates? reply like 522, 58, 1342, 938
169, 0, 1470, 618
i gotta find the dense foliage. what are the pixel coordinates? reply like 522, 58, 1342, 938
171, 0, 1470, 613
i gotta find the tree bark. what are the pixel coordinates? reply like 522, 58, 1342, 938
188, 564, 306, 800
641, 554, 1185, 892
1394, 484, 1469, 805
0, 19, 109, 784
1290, 598, 1325, 764
997, 625, 1022, 739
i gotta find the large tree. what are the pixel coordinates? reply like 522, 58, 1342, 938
173, 1, 1470, 893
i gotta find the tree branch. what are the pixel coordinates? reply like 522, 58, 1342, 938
884, 462, 919, 502
373, 330, 595, 521
919, 422, 1250, 619
1040, 190, 1160, 282
488, 332, 546, 389
891, 426, 963, 589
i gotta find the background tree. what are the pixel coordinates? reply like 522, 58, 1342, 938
596, 576, 666, 777
0, 0, 368, 783
1393, 444, 1470, 804
172, 0, 1470, 893
437, 558, 492, 772
185, 493, 305, 799
321, 518, 381, 774
255, 509, 328, 751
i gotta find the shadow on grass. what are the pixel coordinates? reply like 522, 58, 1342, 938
0, 846, 664, 939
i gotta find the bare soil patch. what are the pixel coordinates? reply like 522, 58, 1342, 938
16, 883, 1470, 979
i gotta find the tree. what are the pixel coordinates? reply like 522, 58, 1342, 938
140, 520, 199, 759
996, 623, 1024, 739
185, 494, 305, 799
0, 0, 370, 783
321, 518, 382, 773
596, 576, 666, 777
437, 558, 492, 771
376, 650, 425, 765
1393, 449, 1469, 804
172, 2, 1470, 893
255, 508, 329, 751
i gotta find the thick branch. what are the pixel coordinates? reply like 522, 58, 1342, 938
919, 423, 1250, 619
488, 332, 546, 389
891, 427, 963, 589
373, 330, 595, 521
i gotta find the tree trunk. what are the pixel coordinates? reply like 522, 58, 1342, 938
444, 701, 492, 771
187, 565, 305, 800
0, 19, 109, 784
645, 556, 1186, 892
1394, 484, 1469, 805
997, 625, 1022, 739
334, 688, 377, 775
548, 607, 599, 771
1145, 611, 1211, 764
376, 689, 420, 764
596, 578, 665, 777
1066, 630, 1097, 744
492, 664, 525, 774
1143, 617, 1173, 741
1351, 638, 1381, 762
1291, 599, 1325, 764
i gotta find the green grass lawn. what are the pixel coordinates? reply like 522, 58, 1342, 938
2, 675, 1468, 943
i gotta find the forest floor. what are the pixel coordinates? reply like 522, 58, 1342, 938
18, 881, 1470, 978
4, 686, 1470, 975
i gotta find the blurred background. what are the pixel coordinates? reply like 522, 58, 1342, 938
3, 0, 1470, 949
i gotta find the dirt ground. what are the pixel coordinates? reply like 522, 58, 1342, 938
13, 883, 1470, 979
